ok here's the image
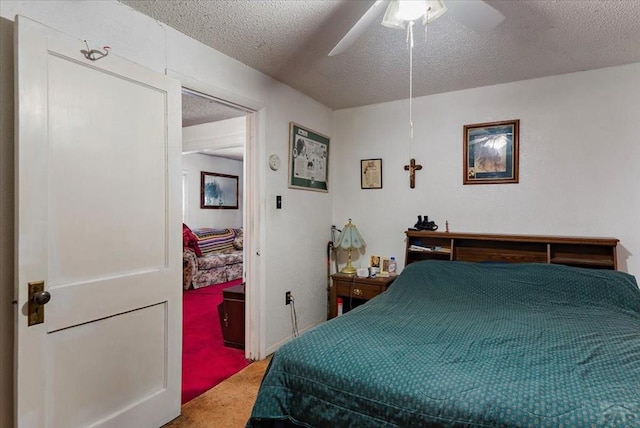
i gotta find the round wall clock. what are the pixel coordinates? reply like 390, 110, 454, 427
268, 154, 281, 171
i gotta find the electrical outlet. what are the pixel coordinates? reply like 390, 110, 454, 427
285, 291, 292, 305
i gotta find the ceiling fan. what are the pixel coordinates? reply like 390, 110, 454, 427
328, 0, 505, 56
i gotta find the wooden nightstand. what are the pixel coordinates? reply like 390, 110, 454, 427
217, 284, 245, 349
329, 273, 396, 319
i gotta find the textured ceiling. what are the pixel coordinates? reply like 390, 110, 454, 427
121, 0, 640, 111
181, 91, 246, 160
182, 91, 246, 127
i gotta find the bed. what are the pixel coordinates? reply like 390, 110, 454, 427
248, 260, 640, 427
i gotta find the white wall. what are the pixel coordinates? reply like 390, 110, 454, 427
332, 63, 640, 276
0, 1, 334, 422
182, 153, 243, 229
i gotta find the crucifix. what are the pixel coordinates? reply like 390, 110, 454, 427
403, 158, 422, 189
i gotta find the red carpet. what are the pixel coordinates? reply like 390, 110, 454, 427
182, 279, 250, 404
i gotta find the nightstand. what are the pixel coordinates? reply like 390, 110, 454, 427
329, 273, 396, 319
217, 284, 245, 349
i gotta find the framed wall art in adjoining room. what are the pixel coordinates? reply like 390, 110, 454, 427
463, 119, 519, 185
201, 171, 239, 209
361, 158, 382, 189
288, 122, 330, 192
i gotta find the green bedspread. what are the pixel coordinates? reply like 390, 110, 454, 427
249, 261, 640, 427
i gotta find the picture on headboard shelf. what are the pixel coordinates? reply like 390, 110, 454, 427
463, 119, 519, 185
201, 171, 239, 209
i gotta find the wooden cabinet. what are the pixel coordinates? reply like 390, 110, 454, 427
405, 231, 618, 270
329, 273, 396, 319
218, 284, 245, 349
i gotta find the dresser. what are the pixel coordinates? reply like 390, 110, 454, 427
329, 273, 396, 319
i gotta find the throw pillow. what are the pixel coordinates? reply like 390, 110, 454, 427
233, 227, 244, 250
182, 224, 202, 257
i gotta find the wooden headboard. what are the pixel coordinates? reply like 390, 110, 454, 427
405, 231, 619, 270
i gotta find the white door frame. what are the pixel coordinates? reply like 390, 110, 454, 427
182, 169, 189, 224
168, 71, 266, 360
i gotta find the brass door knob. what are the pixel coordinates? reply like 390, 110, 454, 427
31, 291, 51, 305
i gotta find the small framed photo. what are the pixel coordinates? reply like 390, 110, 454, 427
361, 158, 382, 189
463, 119, 519, 185
201, 171, 239, 209
370, 255, 381, 268
379, 257, 391, 277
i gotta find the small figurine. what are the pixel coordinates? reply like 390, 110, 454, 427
445, 221, 449, 233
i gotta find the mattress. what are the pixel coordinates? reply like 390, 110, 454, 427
248, 260, 640, 427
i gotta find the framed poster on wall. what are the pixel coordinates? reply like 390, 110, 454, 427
288, 122, 330, 192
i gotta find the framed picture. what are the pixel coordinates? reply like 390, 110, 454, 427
463, 119, 519, 185
201, 171, 239, 209
370, 255, 381, 268
379, 257, 391, 277
361, 158, 382, 189
288, 122, 330, 192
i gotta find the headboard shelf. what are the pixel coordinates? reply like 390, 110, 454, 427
405, 231, 619, 270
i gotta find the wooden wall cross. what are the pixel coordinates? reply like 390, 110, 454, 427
403, 158, 422, 189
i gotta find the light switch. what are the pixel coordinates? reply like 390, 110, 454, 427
276, 195, 282, 209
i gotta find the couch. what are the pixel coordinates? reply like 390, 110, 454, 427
183, 226, 243, 290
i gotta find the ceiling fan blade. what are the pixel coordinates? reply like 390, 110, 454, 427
445, 0, 504, 33
328, 0, 390, 57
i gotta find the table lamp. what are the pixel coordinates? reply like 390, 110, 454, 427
335, 218, 366, 274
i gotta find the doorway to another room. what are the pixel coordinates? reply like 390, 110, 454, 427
180, 88, 251, 404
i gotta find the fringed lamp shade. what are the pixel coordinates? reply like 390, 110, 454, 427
335, 219, 366, 274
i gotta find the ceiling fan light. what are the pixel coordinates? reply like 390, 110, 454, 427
396, 0, 428, 21
382, 0, 448, 30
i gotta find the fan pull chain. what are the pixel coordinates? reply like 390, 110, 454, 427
407, 20, 415, 148
424, 7, 430, 42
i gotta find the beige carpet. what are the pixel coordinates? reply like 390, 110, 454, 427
165, 357, 271, 428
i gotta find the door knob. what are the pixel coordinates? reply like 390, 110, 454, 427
28, 281, 49, 326
31, 290, 51, 305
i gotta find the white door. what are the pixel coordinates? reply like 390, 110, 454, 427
15, 16, 182, 428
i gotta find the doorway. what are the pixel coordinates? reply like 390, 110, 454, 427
180, 88, 252, 403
